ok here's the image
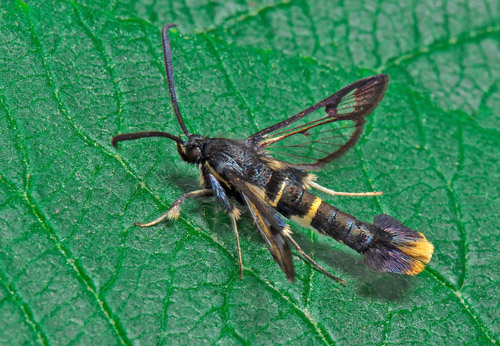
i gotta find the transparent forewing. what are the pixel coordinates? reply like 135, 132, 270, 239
247, 75, 389, 170
262, 117, 363, 168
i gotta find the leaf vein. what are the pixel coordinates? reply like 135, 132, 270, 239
378, 24, 500, 73
0, 91, 30, 192
203, 0, 292, 34
407, 87, 467, 289
17, 2, 132, 344
71, 3, 126, 133
202, 34, 260, 133
0, 270, 49, 346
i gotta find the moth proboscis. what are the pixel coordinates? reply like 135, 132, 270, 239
112, 24, 434, 284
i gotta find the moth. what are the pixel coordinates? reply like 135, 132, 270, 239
112, 24, 433, 283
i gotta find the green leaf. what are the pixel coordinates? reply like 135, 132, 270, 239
1, 0, 498, 345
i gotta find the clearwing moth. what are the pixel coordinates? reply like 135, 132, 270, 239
112, 24, 434, 284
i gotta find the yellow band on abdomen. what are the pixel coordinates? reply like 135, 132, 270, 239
290, 196, 322, 228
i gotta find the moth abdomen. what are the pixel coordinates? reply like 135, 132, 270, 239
363, 214, 434, 275
273, 182, 433, 276
275, 186, 373, 251
309, 200, 376, 252
306, 198, 433, 275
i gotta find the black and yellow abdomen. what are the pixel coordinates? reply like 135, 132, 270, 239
271, 180, 375, 253
264, 176, 433, 276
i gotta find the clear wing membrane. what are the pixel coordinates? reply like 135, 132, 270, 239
246, 75, 389, 170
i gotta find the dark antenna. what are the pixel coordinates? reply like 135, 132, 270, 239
162, 24, 190, 136
111, 24, 190, 148
112, 131, 184, 148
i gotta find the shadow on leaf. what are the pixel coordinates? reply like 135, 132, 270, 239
291, 231, 412, 300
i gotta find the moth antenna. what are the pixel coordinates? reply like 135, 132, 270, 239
111, 131, 184, 148
162, 23, 191, 137
364, 215, 434, 275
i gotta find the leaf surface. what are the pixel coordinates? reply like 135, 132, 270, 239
0, 0, 498, 345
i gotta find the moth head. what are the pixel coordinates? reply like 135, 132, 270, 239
178, 134, 204, 164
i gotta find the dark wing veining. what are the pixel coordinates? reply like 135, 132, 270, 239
246, 75, 389, 170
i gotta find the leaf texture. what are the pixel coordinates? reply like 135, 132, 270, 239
0, 0, 498, 345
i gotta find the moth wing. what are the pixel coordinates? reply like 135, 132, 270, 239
242, 193, 295, 281
246, 74, 389, 170
227, 174, 295, 281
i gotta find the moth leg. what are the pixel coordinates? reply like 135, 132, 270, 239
308, 181, 382, 197
229, 212, 244, 278
206, 173, 245, 276
135, 189, 213, 227
206, 173, 240, 215
283, 232, 346, 285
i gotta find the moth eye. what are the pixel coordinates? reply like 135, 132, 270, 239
182, 146, 200, 163
189, 147, 200, 158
